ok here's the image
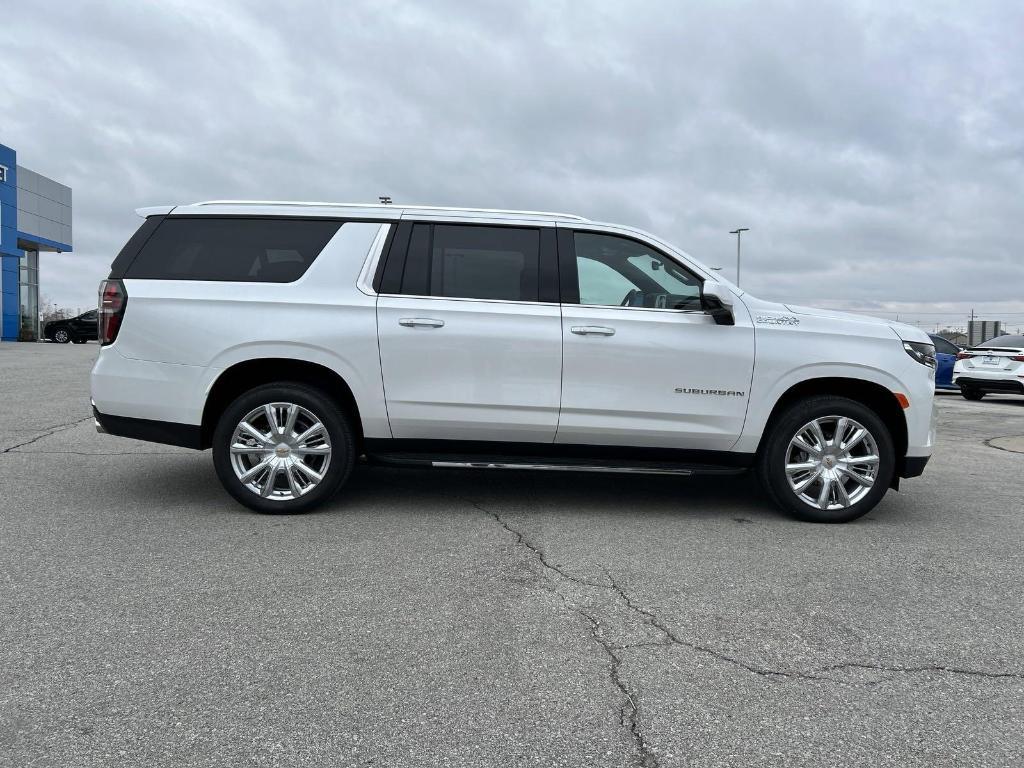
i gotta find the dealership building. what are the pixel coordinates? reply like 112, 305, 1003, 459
0, 142, 73, 341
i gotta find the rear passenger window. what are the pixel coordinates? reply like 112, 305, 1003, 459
390, 224, 540, 302
124, 218, 341, 282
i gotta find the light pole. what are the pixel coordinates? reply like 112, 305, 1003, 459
729, 228, 749, 286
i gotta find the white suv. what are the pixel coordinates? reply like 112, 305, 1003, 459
91, 201, 937, 523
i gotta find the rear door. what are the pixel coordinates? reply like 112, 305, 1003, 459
555, 227, 755, 451
376, 222, 562, 442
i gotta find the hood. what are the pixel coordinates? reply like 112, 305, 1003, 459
784, 304, 930, 343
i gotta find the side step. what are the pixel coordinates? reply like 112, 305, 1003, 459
365, 452, 746, 477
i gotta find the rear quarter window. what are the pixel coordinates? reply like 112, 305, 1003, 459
124, 217, 341, 282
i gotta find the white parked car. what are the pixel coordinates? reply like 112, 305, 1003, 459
953, 335, 1024, 400
91, 201, 937, 523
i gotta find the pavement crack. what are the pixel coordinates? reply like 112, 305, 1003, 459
581, 611, 660, 768
2, 416, 91, 453
820, 662, 1024, 681
603, 571, 829, 682
470, 501, 610, 589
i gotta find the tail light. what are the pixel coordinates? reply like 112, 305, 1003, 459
956, 352, 974, 360
98, 279, 127, 345
1012, 355, 1024, 363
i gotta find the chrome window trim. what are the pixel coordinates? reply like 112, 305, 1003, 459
376, 293, 561, 308
573, 303, 710, 316
356, 223, 392, 296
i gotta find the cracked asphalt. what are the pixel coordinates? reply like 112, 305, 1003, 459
1, 343, 1022, 767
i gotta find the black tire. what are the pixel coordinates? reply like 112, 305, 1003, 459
757, 395, 895, 523
960, 387, 984, 401
212, 382, 356, 514
72, 338, 88, 344
52, 329, 70, 344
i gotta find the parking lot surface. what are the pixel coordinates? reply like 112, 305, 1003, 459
1, 342, 1022, 767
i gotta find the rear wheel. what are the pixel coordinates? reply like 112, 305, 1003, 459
212, 383, 356, 514
53, 329, 70, 344
960, 387, 984, 401
758, 396, 895, 523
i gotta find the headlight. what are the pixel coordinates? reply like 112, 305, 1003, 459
903, 341, 936, 369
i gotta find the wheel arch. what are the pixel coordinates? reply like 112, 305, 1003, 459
200, 358, 364, 450
756, 377, 908, 482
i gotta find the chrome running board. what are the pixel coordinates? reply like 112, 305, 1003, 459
430, 460, 694, 476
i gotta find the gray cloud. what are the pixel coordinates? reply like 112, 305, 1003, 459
2, 0, 1023, 330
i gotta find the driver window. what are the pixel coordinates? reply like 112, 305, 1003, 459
574, 232, 702, 309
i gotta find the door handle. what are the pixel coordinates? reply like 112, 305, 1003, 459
399, 317, 445, 328
570, 326, 615, 336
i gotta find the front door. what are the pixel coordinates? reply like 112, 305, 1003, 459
556, 229, 755, 451
376, 222, 562, 442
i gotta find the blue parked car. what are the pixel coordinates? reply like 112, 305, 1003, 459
929, 334, 961, 390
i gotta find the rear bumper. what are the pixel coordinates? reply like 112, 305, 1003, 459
93, 406, 203, 449
901, 455, 930, 478
953, 376, 1024, 394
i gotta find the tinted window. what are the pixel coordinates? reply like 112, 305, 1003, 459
431, 225, 539, 301
79, 310, 97, 321
929, 336, 958, 355
978, 335, 1024, 348
574, 232, 701, 309
125, 218, 341, 282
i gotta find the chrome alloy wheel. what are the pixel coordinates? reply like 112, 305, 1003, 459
784, 416, 880, 511
228, 402, 332, 501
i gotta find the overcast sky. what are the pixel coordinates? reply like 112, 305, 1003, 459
3, 0, 1023, 331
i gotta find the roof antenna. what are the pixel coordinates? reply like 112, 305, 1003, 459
378, 195, 392, 205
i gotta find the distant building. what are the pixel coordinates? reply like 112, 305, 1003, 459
0, 142, 73, 341
968, 320, 1002, 347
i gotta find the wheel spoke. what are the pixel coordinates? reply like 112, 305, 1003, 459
809, 420, 829, 451
239, 456, 273, 484
835, 477, 851, 506
792, 435, 821, 457
835, 417, 849, 447
283, 404, 299, 438
845, 454, 879, 466
292, 445, 331, 456
264, 404, 281, 436
239, 421, 271, 444
295, 422, 325, 446
817, 476, 833, 508
293, 460, 323, 484
843, 427, 867, 452
838, 466, 872, 487
285, 464, 303, 497
260, 463, 280, 497
231, 442, 272, 455
786, 461, 818, 474
793, 467, 823, 494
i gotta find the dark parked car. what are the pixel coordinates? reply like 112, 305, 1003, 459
45, 310, 98, 344
928, 334, 961, 390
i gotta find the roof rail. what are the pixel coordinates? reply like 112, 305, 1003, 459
190, 200, 588, 222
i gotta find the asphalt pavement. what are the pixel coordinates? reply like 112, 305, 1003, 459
1, 342, 1022, 767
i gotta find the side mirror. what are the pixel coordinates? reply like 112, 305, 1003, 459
701, 281, 735, 326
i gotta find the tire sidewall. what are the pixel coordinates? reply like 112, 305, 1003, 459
212, 383, 355, 514
759, 396, 895, 523
54, 329, 70, 343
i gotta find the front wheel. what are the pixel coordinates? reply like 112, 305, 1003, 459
212, 383, 356, 514
757, 396, 895, 523
53, 329, 70, 344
